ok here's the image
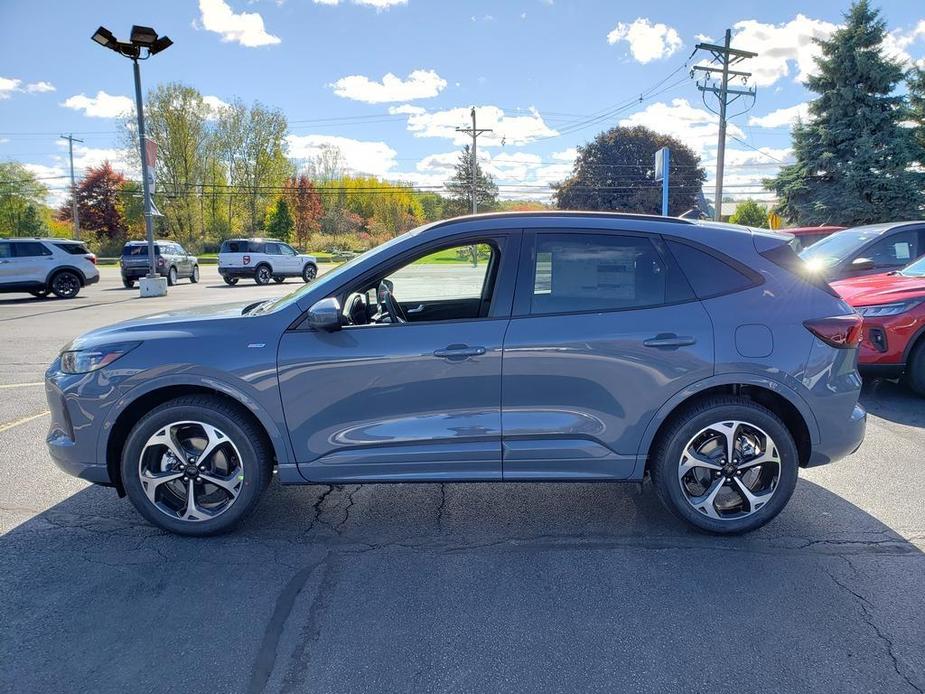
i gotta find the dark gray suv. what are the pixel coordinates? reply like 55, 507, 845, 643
45, 213, 866, 536
120, 240, 199, 288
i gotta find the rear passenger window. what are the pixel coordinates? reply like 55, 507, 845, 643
531, 233, 680, 314
264, 243, 280, 255
14, 242, 52, 257
666, 240, 756, 298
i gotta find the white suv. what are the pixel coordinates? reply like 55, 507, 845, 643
218, 238, 318, 286
0, 238, 99, 299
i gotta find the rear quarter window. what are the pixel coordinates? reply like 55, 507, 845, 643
666, 240, 757, 299
54, 243, 90, 255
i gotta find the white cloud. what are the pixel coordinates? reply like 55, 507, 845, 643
313, 0, 407, 8
0, 77, 22, 99
748, 102, 809, 128
731, 15, 837, 86
400, 105, 558, 147
607, 18, 682, 64
286, 134, 397, 176
331, 69, 446, 104
197, 0, 281, 47
388, 104, 426, 116
883, 20, 925, 65
61, 91, 134, 118
694, 33, 714, 43
202, 95, 231, 119
619, 98, 743, 155
25, 81, 55, 93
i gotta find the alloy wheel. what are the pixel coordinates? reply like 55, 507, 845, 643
52, 272, 80, 298
678, 420, 780, 521
255, 266, 271, 285
138, 421, 244, 522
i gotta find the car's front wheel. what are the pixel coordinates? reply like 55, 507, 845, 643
49, 270, 81, 299
167, 267, 177, 286
302, 263, 317, 283
121, 395, 273, 536
122, 278, 134, 289
650, 396, 799, 534
190, 265, 200, 284
273, 276, 285, 284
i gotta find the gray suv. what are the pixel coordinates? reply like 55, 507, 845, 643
120, 240, 199, 288
45, 213, 866, 536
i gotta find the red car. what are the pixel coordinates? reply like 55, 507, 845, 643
784, 225, 843, 252
831, 255, 925, 394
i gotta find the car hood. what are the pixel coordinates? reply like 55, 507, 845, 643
831, 273, 925, 306
64, 300, 259, 351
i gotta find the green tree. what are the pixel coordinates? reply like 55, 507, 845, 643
554, 125, 705, 214
728, 199, 769, 227
767, 1, 925, 225
444, 144, 498, 215
0, 162, 49, 235
265, 197, 294, 242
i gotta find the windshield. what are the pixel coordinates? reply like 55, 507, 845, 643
799, 227, 885, 269
250, 225, 427, 315
900, 255, 925, 278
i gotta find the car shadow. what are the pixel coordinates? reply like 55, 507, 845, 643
2, 477, 923, 693
860, 378, 925, 428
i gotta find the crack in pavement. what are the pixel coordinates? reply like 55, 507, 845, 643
304, 485, 334, 535
334, 485, 361, 534
824, 559, 924, 694
435, 483, 446, 533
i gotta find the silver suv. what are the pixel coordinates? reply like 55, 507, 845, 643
0, 238, 99, 299
218, 238, 318, 286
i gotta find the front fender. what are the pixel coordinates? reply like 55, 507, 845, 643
95, 371, 295, 472
632, 372, 820, 479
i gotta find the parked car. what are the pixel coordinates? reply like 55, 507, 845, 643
0, 237, 98, 299
831, 254, 925, 395
799, 221, 925, 281
783, 225, 843, 252
218, 238, 318, 286
120, 240, 199, 288
45, 212, 866, 536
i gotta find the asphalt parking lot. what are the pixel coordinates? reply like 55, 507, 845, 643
1, 266, 924, 694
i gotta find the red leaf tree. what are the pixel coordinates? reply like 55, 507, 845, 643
284, 175, 323, 251
58, 161, 127, 241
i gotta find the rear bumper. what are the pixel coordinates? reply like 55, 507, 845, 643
806, 402, 867, 467
84, 273, 100, 286
121, 267, 165, 280
859, 363, 905, 379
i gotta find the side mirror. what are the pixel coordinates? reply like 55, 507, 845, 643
307, 297, 342, 332
850, 257, 875, 271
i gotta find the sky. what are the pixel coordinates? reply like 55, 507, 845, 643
1, 0, 924, 208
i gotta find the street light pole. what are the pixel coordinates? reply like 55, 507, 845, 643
131, 59, 156, 280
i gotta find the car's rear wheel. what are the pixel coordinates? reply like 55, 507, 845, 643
254, 265, 272, 285
903, 338, 925, 397
223, 276, 238, 286
122, 278, 134, 289
650, 396, 799, 534
273, 276, 285, 284
167, 267, 177, 286
121, 396, 272, 536
190, 265, 200, 284
302, 263, 317, 283
49, 270, 81, 299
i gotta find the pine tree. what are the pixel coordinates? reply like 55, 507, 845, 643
444, 144, 498, 216
265, 197, 294, 242
768, 1, 925, 225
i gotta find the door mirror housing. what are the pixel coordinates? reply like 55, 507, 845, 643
308, 297, 342, 332
850, 257, 875, 271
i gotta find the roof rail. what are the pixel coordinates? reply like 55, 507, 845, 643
430, 210, 694, 229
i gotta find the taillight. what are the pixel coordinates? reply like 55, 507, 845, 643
803, 315, 863, 348
85, 253, 97, 265
157, 256, 165, 267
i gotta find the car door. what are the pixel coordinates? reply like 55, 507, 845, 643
11, 241, 54, 284
0, 242, 15, 284
845, 227, 924, 278
277, 231, 520, 482
279, 243, 301, 275
501, 229, 714, 480
174, 244, 191, 276
262, 243, 282, 274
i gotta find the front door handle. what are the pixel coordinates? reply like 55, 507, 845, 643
433, 344, 487, 360
407, 304, 425, 314
643, 333, 696, 349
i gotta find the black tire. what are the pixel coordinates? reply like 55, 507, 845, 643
254, 264, 272, 286
120, 395, 273, 536
190, 265, 200, 284
273, 276, 285, 284
167, 267, 177, 286
649, 396, 799, 535
49, 270, 81, 299
223, 276, 239, 286
302, 263, 317, 283
122, 278, 134, 289
903, 338, 925, 397
29, 288, 49, 299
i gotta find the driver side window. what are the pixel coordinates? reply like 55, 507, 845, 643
385, 243, 493, 303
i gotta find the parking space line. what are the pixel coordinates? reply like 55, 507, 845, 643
0, 410, 50, 434
0, 382, 44, 389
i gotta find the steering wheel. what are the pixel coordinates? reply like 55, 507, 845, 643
378, 280, 408, 324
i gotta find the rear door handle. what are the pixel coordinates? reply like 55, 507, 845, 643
433, 345, 487, 359
643, 334, 696, 349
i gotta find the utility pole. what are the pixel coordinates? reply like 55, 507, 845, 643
455, 107, 492, 214
693, 30, 757, 221
60, 134, 83, 239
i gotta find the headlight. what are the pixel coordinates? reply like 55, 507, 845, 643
856, 300, 923, 317
59, 342, 140, 374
